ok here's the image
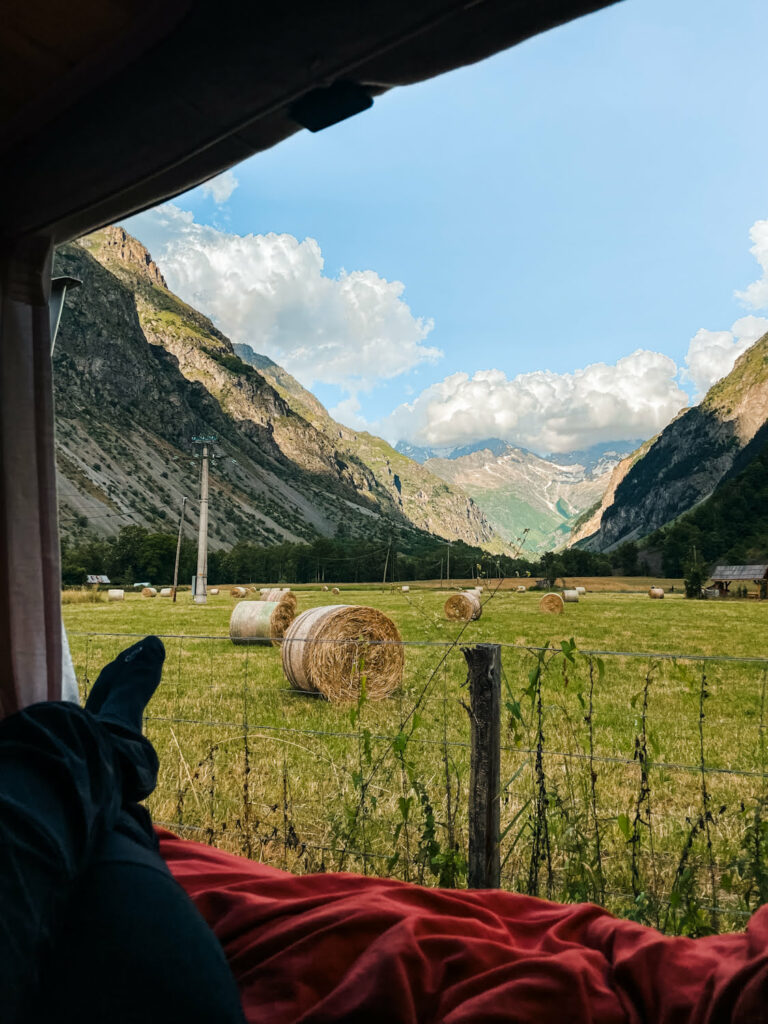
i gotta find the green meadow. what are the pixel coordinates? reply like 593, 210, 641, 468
63, 583, 768, 935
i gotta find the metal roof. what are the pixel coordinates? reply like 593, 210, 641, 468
711, 565, 768, 581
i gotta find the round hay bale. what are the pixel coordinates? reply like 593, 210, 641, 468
575, 586, 586, 595
259, 588, 297, 612
230, 600, 295, 646
141, 587, 157, 598
159, 588, 172, 597
474, 585, 484, 593
282, 605, 403, 701
539, 593, 564, 615
444, 592, 482, 621
563, 589, 579, 603
649, 587, 665, 599
107, 589, 124, 601
516, 585, 527, 593
322, 585, 329, 592
230, 587, 248, 598
401, 585, 410, 593
332, 587, 340, 595
209, 588, 219, 595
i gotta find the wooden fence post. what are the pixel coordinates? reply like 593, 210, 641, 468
464, 643, 501, 888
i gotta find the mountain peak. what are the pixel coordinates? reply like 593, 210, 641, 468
81, 226, 167, 289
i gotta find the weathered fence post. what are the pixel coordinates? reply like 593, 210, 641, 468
464, 643, 501, 888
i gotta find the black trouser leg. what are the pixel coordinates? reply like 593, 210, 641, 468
34, 843, 247, 1024
0, 702, 134, 1022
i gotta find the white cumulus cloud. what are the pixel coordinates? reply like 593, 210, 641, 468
126, 205, 440, 394
200, 170, 239, 204
683, 315, 768, 399
378, 351, 688, 454
735, 219, 768, 310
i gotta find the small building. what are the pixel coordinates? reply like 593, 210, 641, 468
710, 565, 768, 598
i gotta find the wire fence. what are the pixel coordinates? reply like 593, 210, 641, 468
68, 628, 768, 936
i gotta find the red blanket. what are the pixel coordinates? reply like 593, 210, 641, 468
158, 829, 768, 1023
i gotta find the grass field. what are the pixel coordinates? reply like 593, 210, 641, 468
63, 581, 768, 935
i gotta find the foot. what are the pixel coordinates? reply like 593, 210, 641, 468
86, 636, 165, 734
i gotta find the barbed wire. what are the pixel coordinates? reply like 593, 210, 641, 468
68, 629, 768, 666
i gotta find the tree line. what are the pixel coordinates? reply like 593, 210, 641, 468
61, 524, 630, 588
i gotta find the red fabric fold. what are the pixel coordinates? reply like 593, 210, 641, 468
158, 828, 768, 1024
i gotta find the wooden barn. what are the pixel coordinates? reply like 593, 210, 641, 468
710, 564, 768, 598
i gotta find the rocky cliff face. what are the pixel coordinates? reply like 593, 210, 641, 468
53, 228, 494, 549
580, 334, 768, 551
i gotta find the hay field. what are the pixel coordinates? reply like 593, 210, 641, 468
63, 585, 768, 934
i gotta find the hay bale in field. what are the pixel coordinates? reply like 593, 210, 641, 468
107, 589, 124, 601
159, 588, 172, 597
141, 587, 157, 598
401, 585, 410, 592
230, 587, 248, 598
209, 588, 219, 595
649, 587, 665, 599
332, 587, 340, 595
444, 592, 482, 621
259, 588, 297, 613
576, 586, 586, 595
322, 585, 329, 592
474, 585, 484, 593
563, 589, 579, 603
539, 593, 564, 615
516, 585, 527, 593
230, 600, 295, 646
282, 605, 403, 701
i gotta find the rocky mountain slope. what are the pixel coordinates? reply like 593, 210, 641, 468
422, 441, 636, 553
580, 333, 768, 551
53, 227, 494, 549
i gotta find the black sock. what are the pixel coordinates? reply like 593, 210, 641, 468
85, 637, 165, 735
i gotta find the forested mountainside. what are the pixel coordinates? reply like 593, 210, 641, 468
579, 332, 768, 552
53, 227, 495, 549
648, 420, 768, 575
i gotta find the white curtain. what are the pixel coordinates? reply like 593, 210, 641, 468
0, 237, 63, 718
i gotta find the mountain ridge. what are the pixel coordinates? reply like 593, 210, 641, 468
579, 333, 768, 551
53, 227, 496, 550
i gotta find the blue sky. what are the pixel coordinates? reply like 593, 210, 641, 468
127, 0, 768, 454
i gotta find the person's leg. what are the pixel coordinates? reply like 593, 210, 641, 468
35, 846, 247, 1024
0, 638, 163, 1022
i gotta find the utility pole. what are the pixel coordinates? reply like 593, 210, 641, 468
446, 540, 451, 588
171, 496, 187, 603
382, 538, 391, 587
192, 435, 216, 605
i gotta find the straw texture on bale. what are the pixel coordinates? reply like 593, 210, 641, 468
159, 588, 172, 597
209, 588, 219, 595
444, 592, 482, 621
282, 605, 403, 701
649, 587, 665, 599
230, 587, 248, 598
576, 586, 586, 595
516, 586, 527, 593
258, 588, 297, 612
107, 589, 124, 601
539, 593, 564, 615
563, 589, 579, 603
230, 600, 295, 646
141, 587, 157, 598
